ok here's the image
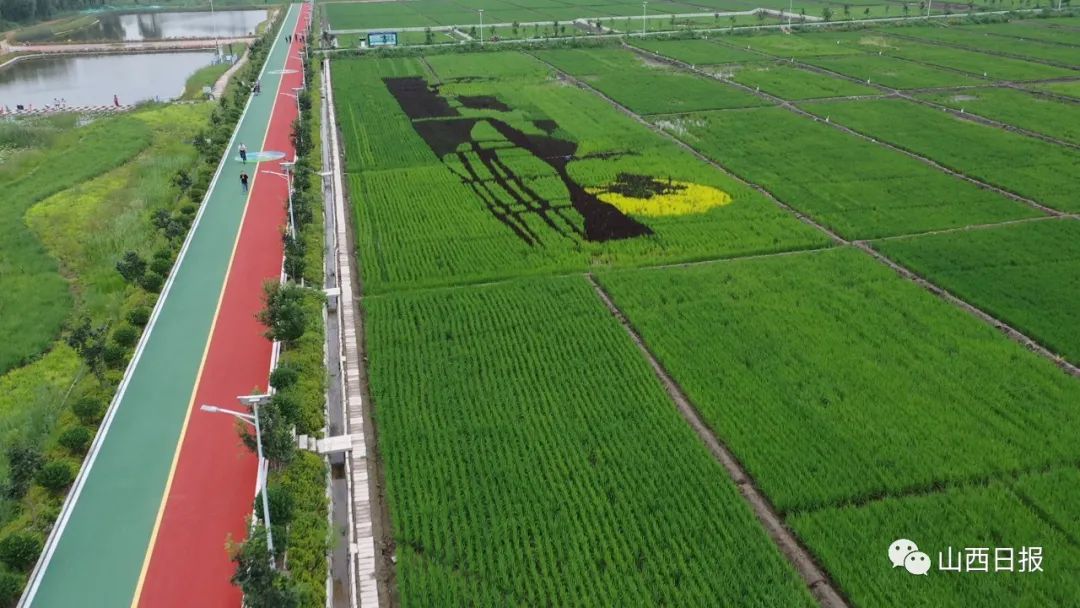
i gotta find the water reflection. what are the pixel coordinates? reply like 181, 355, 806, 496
0, 51, 217, 108
59, 9, 267, 42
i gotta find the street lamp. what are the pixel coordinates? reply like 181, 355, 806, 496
200, 395, 275, 566
262, 164, 296, 238
479, 9, 484, 44
280, 86, 303, 122
642, 1, 647, 36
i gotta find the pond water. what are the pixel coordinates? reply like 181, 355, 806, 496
0, 51, 219, 109
59, 9, 267, 42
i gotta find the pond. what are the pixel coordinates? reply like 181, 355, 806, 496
57, 9, 267, 42
0, 51, 219, 109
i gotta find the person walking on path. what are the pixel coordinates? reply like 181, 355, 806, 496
113, 94, 120, 107
239, 143, 248, 164
253, 80, 261, 95
240, 171, 249, 193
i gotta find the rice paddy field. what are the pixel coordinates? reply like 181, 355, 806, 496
329, 10, 1080, 607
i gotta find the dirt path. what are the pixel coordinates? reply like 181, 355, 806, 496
586, 274, 851, 608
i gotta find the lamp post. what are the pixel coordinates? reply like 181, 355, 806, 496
201, 396, 275, 566
261, 165, 296, 238
479, 9, 484, 44
642, 1, 648, 35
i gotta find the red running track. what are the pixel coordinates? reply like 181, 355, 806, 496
136, 6, 310, 606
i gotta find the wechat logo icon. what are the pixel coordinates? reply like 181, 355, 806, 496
890, 539, 931, 575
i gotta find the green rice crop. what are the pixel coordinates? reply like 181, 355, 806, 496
852, 33, 1077, 81
802, 53, 983, 88
874, 219, 1080, 365
791, 482, 1080, 606
917, 87, 1080, 146
531, 47, 768, 114
723, 32, 867, 58
630, 38, 764, 65
1012, 467, 1080, 541
974, 20, 1080, 46
894, 26, 1080, 67
729, 63, 878, 99
800, 98, 1080, 212
365, 276, 815, 607
651, 106, 1036, 238
333, 53, 826, 293
1032, 80, 1080, 99
597, 248, 1080, 512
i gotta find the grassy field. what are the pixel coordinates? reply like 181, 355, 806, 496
874, 219, 1080, 365
597, 248, 1080, 512
365, 276, 816, 606
332, 52, 826, 293
630, 37, 763, 64
0, 116, 152, 375
651, 106, 1037, 238
800, 98, 1080, 213
893, 25, 1080, 66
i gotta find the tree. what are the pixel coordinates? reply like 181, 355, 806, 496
116, 251, 147, 284
864, 7, 871, 16
424, 27, 433, 44
59, 426, 93, 455
904, 3, 911, 16
67, 317, 107, 377
823, 6, 834, 20
230, 524, 299, 608
241, 397, 295, 467
4, 443, 42, 499
0, 532, 42, 572
553, 20, 559, 36
512, 20, 519, 36
257, 282, 307, 344
730, 14, 737, 28
36, 460, 75, 493
72, 395, 105, 425
756, 9, 766, 22
843, 3, 852, 18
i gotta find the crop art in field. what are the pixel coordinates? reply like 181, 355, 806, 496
383, 76, 733, 245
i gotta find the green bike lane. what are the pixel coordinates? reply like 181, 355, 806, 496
22, 6, 300, 607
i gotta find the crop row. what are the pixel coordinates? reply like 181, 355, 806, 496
799, 98, 1080, 213
650, 106, 1037, 238
334, 52, 826, 293
894, 26, 1080, 67
916, 87, 1080, 146
365, 276, 815, 606
596, 248, 1080, 512
532, 47, 767, 114
874, 219, 1080, 365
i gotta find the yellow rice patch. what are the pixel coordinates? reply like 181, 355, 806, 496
589, 181, 733, 217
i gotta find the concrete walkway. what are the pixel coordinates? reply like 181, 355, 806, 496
8, 36, 254, 54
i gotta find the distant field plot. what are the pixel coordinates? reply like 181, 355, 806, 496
726, 32, 867, 58
856, 33, 1078, 80
1031, 80, 1080, 99
917, 87, 1080, 146
875, 219, 1080, 365
598, 249, 1080, 512
979, 20, 1080, 46
791, 483, 1080, 607
801, 98, 1080, 213
365, 277, 815, 606
893, 26, 1080, 67
802, 52, 983, 88
532, 47, 767, 114
651, 107, 1036, 238
729, 63, 878, 98
332, 53, 826, 292
630, 38, 764, 64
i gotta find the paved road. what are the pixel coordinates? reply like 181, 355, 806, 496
8, 36, 254, 53
20, 5, 304, 608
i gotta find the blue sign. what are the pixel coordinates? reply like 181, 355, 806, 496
368, 32, 398, 47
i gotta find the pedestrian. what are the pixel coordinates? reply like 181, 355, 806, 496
113, 94, 120, 107
240, 171, 249, 192
254, 80, 261, 95
239, 142, 248, 164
